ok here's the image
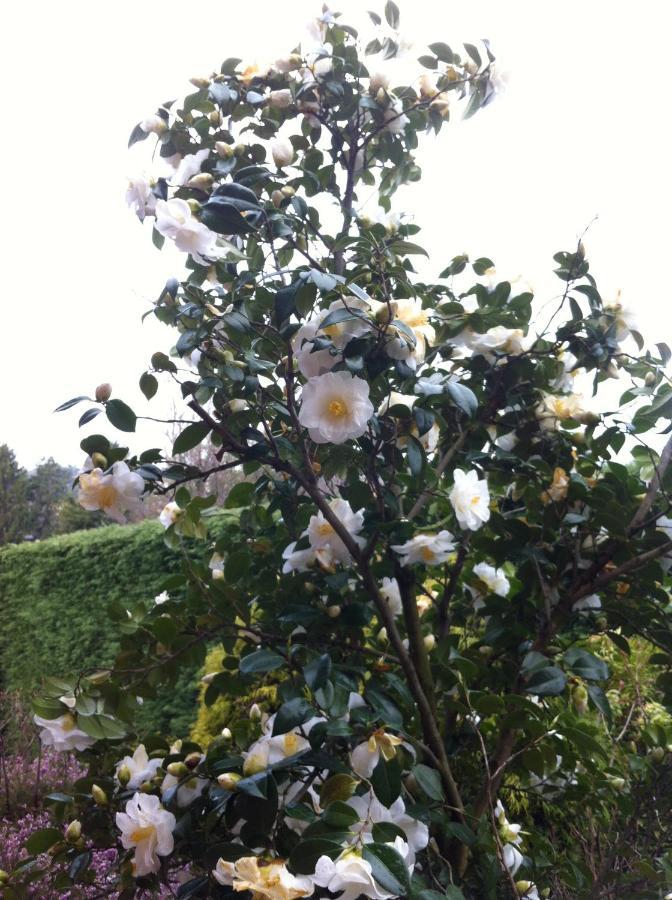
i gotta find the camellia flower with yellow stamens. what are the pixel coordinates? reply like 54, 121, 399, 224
536, 393, 590, 431
33, 713, 95, 753
383, 297, 435, 369
114, 744, 163, 791
305, 498, 365, 565
541, 467, 570, 504
115, 792, 175, 877
77, 461, 144, 523
298, 371, 374, 444
213, 855, 314, 899
471, 326, 527, 362
391, 531, 456, 567
350, 728, 405, 778
449, 469, 490, 531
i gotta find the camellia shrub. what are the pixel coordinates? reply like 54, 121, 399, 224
10, 5, 672, 898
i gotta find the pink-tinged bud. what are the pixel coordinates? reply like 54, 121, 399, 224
271, 189, 284, 208
190, 76, 210, 88
185, 752, 202, 770
95, 383, 112, 402
271, 138, 294, 169
91, 784, 108, 806
326, 604, 341, 618
215, 141, 234, 159
217, 772, 241, 790
65, 820, 82, 843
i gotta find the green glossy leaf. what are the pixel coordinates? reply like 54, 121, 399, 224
304, 654, 332, 692
140, 372, 159, 400
412, 763, 444, 801
524, 666, 567, 696
272, 698, 315, 736
370, 755, 401, 806
105, 399, 137, 433
362, 842, 410, 896
563, 648, 609, 682
173, 422, 211, 455
239, 649, 285, 675
25, 828, 64, 855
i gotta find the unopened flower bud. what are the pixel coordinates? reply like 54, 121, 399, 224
271, 189, 284, 208
227, 399, 248, 413
167, 761, 189, 778
65, 820, 82, 843
187, 173, 214, 191
185, 752, 202, 770
140, 114, 167, 135
644, 371, 656, 386
281, 185, 295, 197
608, 776, 626, 791
91, 784, 108, 806
221, 726, 232, 740
189, 76, 210, 88
95, 383, 112, 402
479, 645, 493, 657
268, 89, 292, 108
424, 634, 436, 651
201, 672, 218, 685
650, 746, 665, 762
403, 773, 419, 795
215, 141, 234, 159
515, 883, 534, 898
271, 138, 294, 168
234, 143, 247, 157
577, 240, 586, 259
326, 604, 341, 618
358, 215, 374, 229
91, 452, 107, 469
209, 110, 223, 126
187, 199, 201, 214
249, 703, 262, 720
377, 627, 388, 643
369, 71, 390, 94
140, 780, 155, 793
572, 684, 589, 715
0, 870, 9, 885
117, 764, 132, 787
217, 772, 241, 790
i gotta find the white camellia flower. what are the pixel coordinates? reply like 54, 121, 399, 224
77, 461, 144, 523
657, 515, 672, 571
154, 591, 169, 605
369, 70, 391, 93
305, 498, 365, 565
471, 326, 527, 362
383, 298, 435, 369
383, 96, 409, 135
292, 317, 339, 378
242, 714, 324, 776
494, 799, 525, 875
536, 393, 589, 430
159, 501, 182, 530
350, 729, 404, 778
115, 744, 163, 790
154, 198, 218, 257
33, 713, 95, 753
171, 148, 210, 186
380, 577, 402, 616
604, 292, 637, 342
347, 792, 429, 865
208, 552, 225, 580
161, 756, 206, 807
271, 137, 294, 168
502, 843, 524, 875
125, 176, 156, 221
392, 531, 456, 567
298, 371, 374, 444
116, 792, 176, 877
213, 855, 314, 897
473, 562, 510, 597
282, 541, 318, 574
449, 469, 491, 531
318, 297, 374, 348
314, 848, 394, 900
551, 351, 580, 393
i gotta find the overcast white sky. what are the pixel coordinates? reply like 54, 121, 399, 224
3, 1, 671, 469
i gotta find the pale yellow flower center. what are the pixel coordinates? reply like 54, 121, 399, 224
61, 714, 76, 732
97, 483, 119, 509
130, 824, 156, 844
327, 398, 348, 418
317, 522, 334, 537
470, 494, 481, 506
421, 546, 435, 561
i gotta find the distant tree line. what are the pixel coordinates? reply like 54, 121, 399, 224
0, 444, 105, 545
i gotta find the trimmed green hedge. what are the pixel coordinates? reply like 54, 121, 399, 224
0, 520, 199, 739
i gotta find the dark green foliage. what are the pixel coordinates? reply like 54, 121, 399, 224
0, 519, 198, 740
